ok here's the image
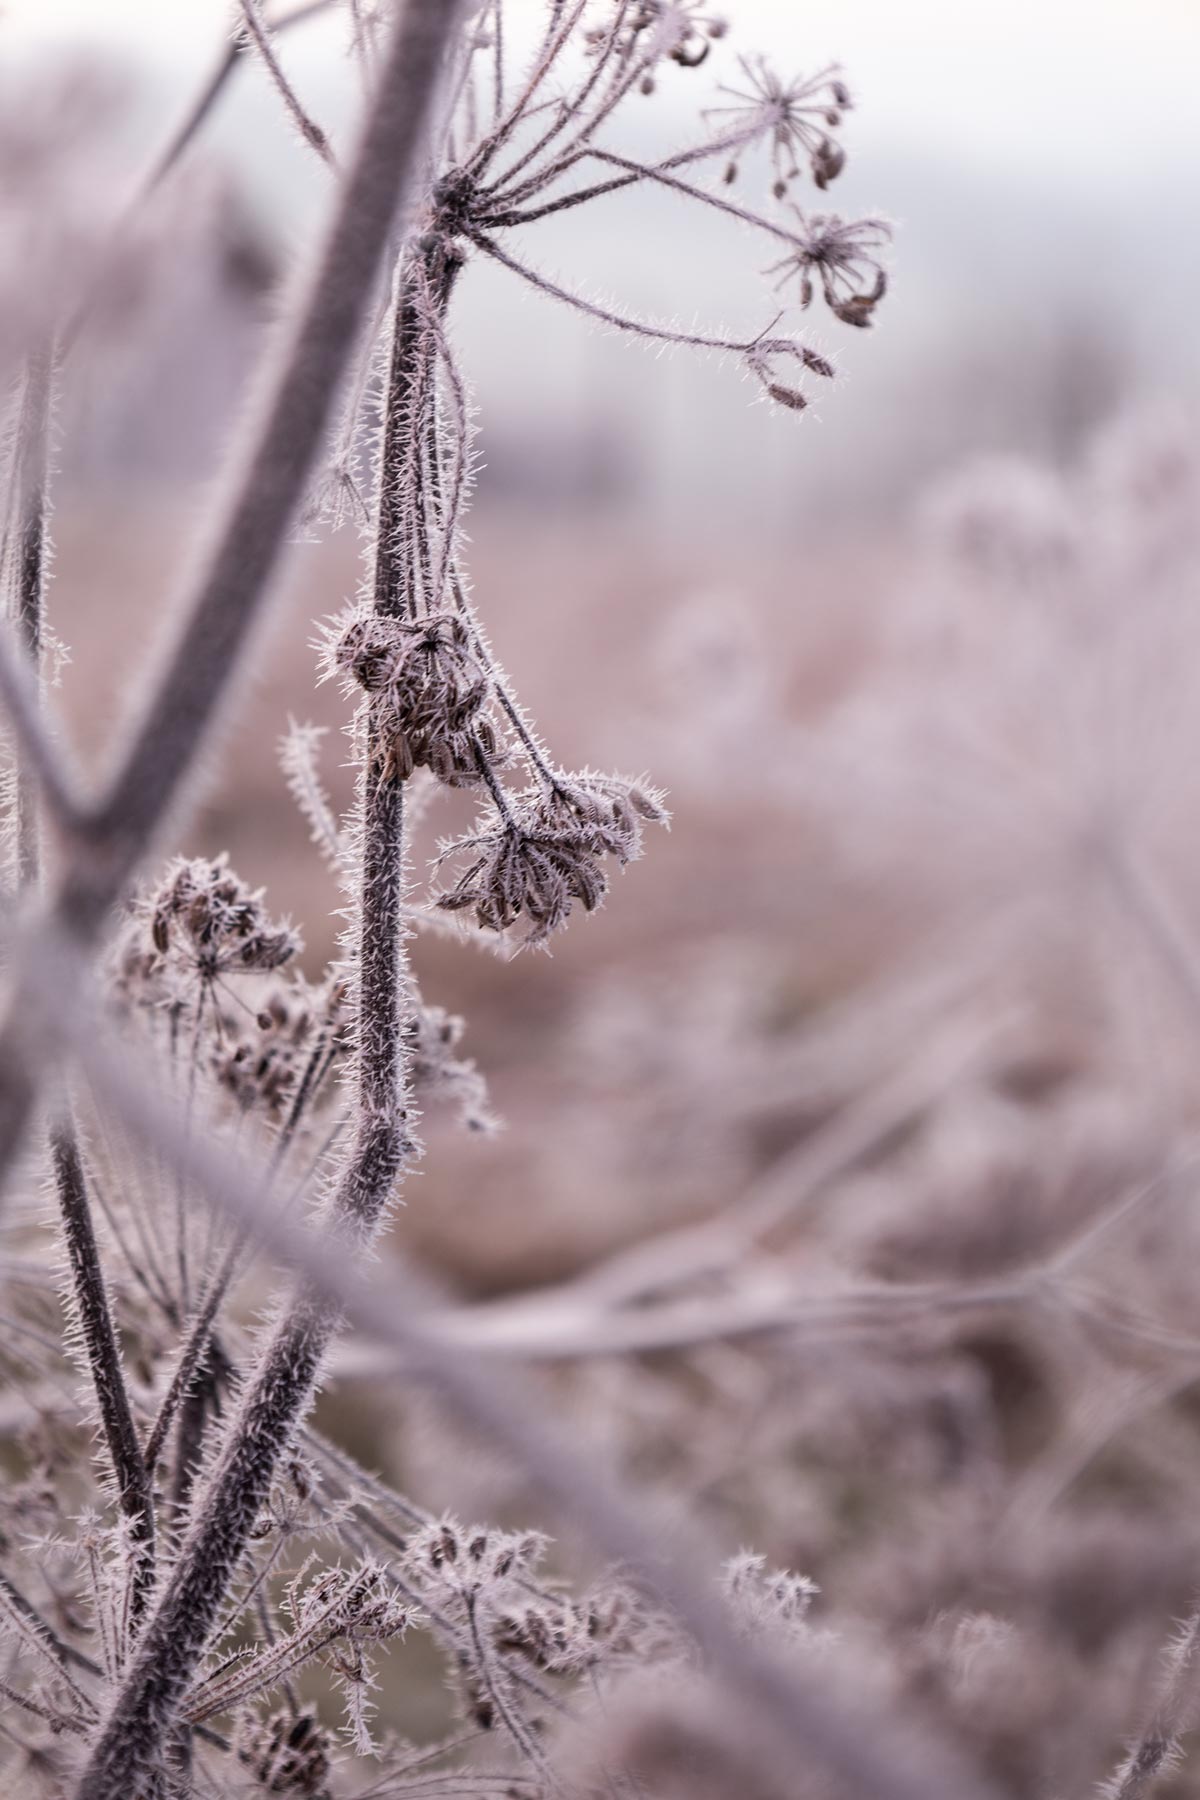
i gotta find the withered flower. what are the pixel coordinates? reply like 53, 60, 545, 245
143, 856, 301, 984
769, 209, 890, 327
434, 773, 668, 947
706, 56, 853, 190
321, 607, 496, 785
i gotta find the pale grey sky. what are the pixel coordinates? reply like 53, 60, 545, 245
4, 0, 1195, 524
8, 0, 1198, 180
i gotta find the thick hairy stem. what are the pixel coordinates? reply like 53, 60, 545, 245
50, 1127, 155, 1624
0, 0, 465, 1203
373, 243, 462, 619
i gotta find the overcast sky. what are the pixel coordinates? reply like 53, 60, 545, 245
7, 0, 1198, 183
4, 1, 1196, 524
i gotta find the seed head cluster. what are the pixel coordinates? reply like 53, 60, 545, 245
323, 608, 495, 786
434, 773, 669, 947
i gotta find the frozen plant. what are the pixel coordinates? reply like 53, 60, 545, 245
0, 4, 899, 1800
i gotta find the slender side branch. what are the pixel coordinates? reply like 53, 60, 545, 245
0, 352, 85, 866
467, 228, 765, 353
237, 0, 336, 166
2, 349, 151, 1622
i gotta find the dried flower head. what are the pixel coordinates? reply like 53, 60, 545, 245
707, 56, 853, 190
434, 773, 668, 947
320, 607, 496, 786
770, 209, 890, 326
143, 855, 301, 984
408, 1001, 496, 1132
236, 1709, 333, 1798
212, 974, 347, 1123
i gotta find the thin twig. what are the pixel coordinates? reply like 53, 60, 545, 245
237, 0, 337, 166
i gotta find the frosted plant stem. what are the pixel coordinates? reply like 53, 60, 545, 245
1101, 1611, 1200, 1800
237, 0, 336, 166
2, 345, 156, 1634
50, 1126, 156, 1627
0, 0, 466, 1211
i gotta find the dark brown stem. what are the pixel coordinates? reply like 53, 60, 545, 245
167, 1343, 215, 1525
4, 346, 156, 1631
50, 1127, 156, 1625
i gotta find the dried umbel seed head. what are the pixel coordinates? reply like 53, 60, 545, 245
212, 973, 345, 1122
407, 1002, 495, 1132
406, 1519, 549, 1589
706, 56, 855, 191
434, 774, 668, 947
545, 770, 671, 864
292, 1562, 411, 1642
594, 1, 729, 76
320, 607, 496, 786
236, 1709, 332, 1798
141, 855, 301, 983
721, 1552, 820, 1645
770, 210, 890, 327
493, 1591, 625, 1675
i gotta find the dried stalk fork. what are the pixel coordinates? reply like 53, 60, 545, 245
0, 0, 463, 1199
